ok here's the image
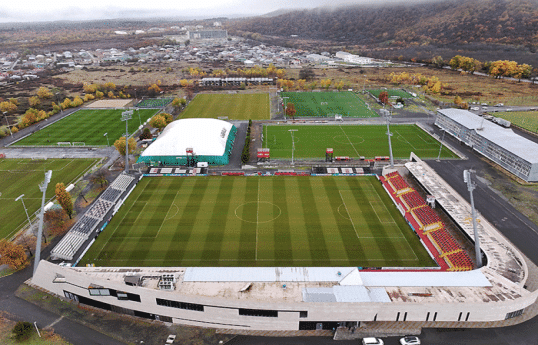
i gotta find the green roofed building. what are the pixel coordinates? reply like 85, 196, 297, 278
137, 118, 237, 166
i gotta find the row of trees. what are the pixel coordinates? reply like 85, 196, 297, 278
448, 55, 533, 80
276, 78, 348, 92
185, 64, 286, 79
241, 120, 253, 164
388, 72, 445, 94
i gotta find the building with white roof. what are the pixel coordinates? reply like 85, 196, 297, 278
435, 108, 538, 182
137, 118, 236, 166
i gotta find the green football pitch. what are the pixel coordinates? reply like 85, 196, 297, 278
80, 176, 437, 268
180, 93, 270, 120
495, 111, 538, 133
368, 89, 414, 99
0, 158, 99, 240
280, 91, 377, 118
14, 108, 159, 146
262, 124, 458, 159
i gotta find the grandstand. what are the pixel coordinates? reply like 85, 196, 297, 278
380, 171, 473, 271
51, 174, 135, 261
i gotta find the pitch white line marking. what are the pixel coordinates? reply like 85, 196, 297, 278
338, 125, 360, 157
339, 191, 360, 239
256, 178, 260, 261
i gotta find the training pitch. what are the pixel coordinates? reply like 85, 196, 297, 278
495, 111, 538, 133
368, 89, 414, 99
80, 176, 436, 268
14, 109, 160, 146
0, 158, 99, 239
263, 124, 458, 160
280, 91, 377, 118
180, 93, 270, 120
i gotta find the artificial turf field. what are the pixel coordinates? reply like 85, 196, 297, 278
368, 89, 414, 99
0, 158, 99, 239
179, 93, 270, 120
263, 124, 458, 160
14, 109, 160, 146
79, 176, 437, 268
495, 111, 538, 133
280, 91, 377, 118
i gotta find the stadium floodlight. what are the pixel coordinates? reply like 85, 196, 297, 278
121, 110, 133, 173
383, 107, 394, 168
289, 129, 298, 165
3, 111, 12, 136
436, 129, 446, 162
282, 96, 289, 120
15, 194, 32, 230
34, 170, 53, 275
463, 170, 482, 268
103, 132, 109, 146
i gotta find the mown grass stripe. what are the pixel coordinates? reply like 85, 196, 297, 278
237, 178, 257, 264
322, 177, 367, 263
345, 178, 400, 264
272, 177, 293, 265
164, 178, 209, 264
297, 178, 330, 264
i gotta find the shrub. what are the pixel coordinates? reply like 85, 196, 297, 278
12, 321, 33, 341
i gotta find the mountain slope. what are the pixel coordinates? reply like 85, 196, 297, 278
229, 0, 538, 48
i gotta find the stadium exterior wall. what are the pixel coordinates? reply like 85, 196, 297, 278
137, 125, 237, 166
32, 261, 538, 330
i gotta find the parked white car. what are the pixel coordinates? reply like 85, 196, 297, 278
363, 337, 384, 345
400, 336, 421, 345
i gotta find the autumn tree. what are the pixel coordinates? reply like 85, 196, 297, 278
9, 98, 19, 106
55, 183, 73, 219
28, 96, 40, 108
148, 83, 162, 96
0, 101, 17, 113
89, 168, 110, 189
44, 210, 69, 236
139, 127, 152, 140
431, 55, 445, 68
149, 114, 168, 131
285, 103, 297, 119
379, 91, 389, 105
172, 97, 186, 110
0, 239, 27, 270
299, 67, 315, 81
37, 86, 53, 99
19, 234, 37, 257
114, 136, 136, 156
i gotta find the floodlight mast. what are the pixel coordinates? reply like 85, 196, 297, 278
282, 96, 289, 120
464, 169, 482, 268
34, 170, 52, 275
121, 110, 133, 173
289, 129, 298, 165
15, 194, 32, 230
382, 107, 394, 168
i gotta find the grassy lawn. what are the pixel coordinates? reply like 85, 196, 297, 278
179, 93, 270, 120
495, 111, 538, 133
14, 109, 159, 147
0, 158, 99, 239
80, 176, 436, 268
368, 89, 414, 99
263, 124, 457, 159
280, 91, 377, 118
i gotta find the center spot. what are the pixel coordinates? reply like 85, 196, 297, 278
235, 201, 282, 223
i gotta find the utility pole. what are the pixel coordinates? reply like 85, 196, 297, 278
121, 110, 133, 173
34, 170, 52, 275
15, 194, 32, 230
289, 129, 297, 165
3, 111, 12, 136
282, 96, 289, 120
382, 107, 394, 168
464, 170, 482, 268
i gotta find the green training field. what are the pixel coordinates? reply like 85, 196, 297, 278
368, 89, 414, 99
0, 158, 99, 240
79, 176, 436, 268
281, 91, 377, 118
180, 93, 270, 120
14, 108, 159, 146
263, 124, 458, 160
495, 111, 538, 133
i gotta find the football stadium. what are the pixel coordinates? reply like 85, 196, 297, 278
30, 104, 537, 334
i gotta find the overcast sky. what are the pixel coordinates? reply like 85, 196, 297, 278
0, 0, 411, 23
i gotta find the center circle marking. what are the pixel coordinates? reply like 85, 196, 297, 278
235, 201, 282, 223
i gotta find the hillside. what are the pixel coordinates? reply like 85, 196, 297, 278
228, 0, 538, 64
